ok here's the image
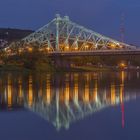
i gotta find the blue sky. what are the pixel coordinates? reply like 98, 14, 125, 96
0, 0, 140, 46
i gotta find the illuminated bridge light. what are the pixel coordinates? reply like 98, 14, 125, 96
46, 47, 50, 51
119, 62, 126, 69
74, 47, 78, 50
85, 45, 89, 48
18, 49, 23, 53
64, 45, 69, 51
27, 47, 33, 52
110, 43, 116, 49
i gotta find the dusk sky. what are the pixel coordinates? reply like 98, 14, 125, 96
0, 0, 140, 46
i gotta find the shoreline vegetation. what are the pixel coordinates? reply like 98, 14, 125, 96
0, 49, 140, 73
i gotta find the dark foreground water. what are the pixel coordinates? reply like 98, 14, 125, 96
0, 71, 140, 140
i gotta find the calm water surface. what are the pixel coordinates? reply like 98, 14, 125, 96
0, 71, 140, 140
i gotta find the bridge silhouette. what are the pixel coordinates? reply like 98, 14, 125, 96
5, 14, 140, 56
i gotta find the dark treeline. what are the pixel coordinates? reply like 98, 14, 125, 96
1, 53, 140, 70
0, 48, 54, 72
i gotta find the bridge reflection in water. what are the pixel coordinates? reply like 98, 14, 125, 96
0, 72, 139, 130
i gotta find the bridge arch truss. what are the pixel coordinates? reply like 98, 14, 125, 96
20, 14, 136, 53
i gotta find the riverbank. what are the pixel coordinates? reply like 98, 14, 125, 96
71, 66, 110, 72
0, 64, 139, 73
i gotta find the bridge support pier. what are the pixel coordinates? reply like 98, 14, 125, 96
52, 57, 71, 70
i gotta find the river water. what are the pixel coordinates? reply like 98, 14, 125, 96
0, 71, 140, 140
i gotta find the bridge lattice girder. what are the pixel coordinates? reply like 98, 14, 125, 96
22, 14, 136, 52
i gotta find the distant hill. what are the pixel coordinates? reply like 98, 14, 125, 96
0, 28, 34, 48
0, 28, 33, 41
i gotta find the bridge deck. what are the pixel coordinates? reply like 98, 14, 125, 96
48, 49, 140, 57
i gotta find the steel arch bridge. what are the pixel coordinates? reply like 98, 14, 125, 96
7, 14, 139, 55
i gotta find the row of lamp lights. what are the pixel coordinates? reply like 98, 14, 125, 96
4, 42, 123, 54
